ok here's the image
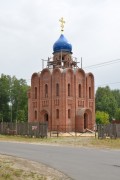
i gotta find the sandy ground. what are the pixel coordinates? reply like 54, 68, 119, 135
0, 154, 71, 180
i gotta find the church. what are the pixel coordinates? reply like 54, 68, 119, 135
28, 18, 95, 132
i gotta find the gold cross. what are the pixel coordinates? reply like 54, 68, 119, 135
59, 17, 65, 33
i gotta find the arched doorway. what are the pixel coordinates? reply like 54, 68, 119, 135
76, 108, 92, 132
40, 110, 49, 123
84, 113, 88, 129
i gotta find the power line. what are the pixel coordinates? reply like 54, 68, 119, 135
96, 81, 120, 87
24, 58, 120, 88
83, 58, 120, 69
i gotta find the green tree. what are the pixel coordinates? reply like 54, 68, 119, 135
0, 113, 3, 122
0, 74, 29, 122
112, 89, 120, 108
10, 76, 29, 122
96, 86, 118, 121
115, 108, 120, 120
96, 111, 109, 124
0, 74, 11, 121
17, 110, 26, 122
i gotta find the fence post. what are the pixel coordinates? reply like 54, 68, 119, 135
16, 120, 17, 135
95, 124, 97, 138
2, 117, 3, 134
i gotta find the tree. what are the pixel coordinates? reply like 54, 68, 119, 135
0, 74, 29, 122
10, 76, 29, 122
0, 74, 11, 121
95, 86, 118, 121
0, 113, 3, 122
96, 111, 109, 124
17, 110, 26, 122
112, 89, 120, 108
115, 108, 120, 120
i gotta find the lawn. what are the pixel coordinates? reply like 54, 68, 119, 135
0, 134, 120, 149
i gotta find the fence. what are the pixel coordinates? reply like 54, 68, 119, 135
2, 122, 120, 139
0, 123, 95, 137
98, 124, 120, 139
0, 122, 48, 138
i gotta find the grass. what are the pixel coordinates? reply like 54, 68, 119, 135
0, 134, 120, 149
91, 138, 120, 149
0, 158, 47, 180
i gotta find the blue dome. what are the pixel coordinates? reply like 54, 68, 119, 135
53, 34, 72, 53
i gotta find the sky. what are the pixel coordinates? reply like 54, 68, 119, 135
0, 0, 120, 90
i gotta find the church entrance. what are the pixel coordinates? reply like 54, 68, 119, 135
76, 108, 92, 132
40, 110, 49, 123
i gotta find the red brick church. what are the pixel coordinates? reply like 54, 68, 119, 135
28, 18, 95, 132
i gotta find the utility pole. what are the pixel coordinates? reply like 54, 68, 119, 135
81, 57, 82, 69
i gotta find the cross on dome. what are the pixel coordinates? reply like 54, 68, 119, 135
59, 17, 65, 33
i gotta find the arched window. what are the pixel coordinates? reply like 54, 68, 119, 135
68, 109, 70, 118
78, 84, 81, 98
68, 83, 70, 96
89, 87, 91, 99
84, 113, 88, 129
35, 87, 37, 99
56, 83, 59, 96
35, 110, 37, 120
44, 113, 48, 121
56, 109, 59, 119
45, 84, 48, 98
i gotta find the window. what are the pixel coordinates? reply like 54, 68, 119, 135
35, 110, 37, 120
44, 113, 48, 121
68, 109, 70, 118
89, 87, 91, 99
56, 83, 59, 96
78, 84, 81, 98
68, 84, 70, 96
45, 84, 48, 98
56, 109, 59, 119
35, 87, 37, 99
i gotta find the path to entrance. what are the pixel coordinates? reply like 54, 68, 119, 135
0, 142, 120, 180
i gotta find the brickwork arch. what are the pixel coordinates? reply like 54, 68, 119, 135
31, 72, 39, 79
86, 73, 94, 99
41, 68, 52, 77
52, 68, 62, 78
74, 68, 85, 76
40, 109, 49, 122
76, 108, 92, 131
52, 68, 63, 97
31, 73, 39, 85
40, 68, 52, 98
31, 73, 40, 100
75, 68, 86, 98
65, 68, 74, 97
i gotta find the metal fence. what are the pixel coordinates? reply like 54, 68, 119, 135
98, 124, 120, 139
0, 122, 48, 138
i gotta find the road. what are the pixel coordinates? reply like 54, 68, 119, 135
0, 142, 120, 180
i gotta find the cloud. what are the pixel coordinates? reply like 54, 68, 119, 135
0, 0, 120, 89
